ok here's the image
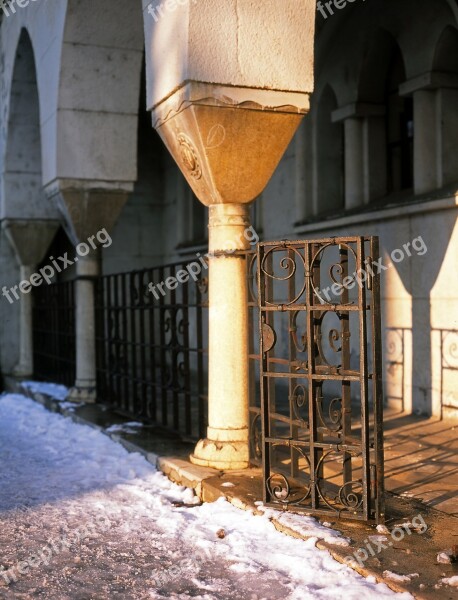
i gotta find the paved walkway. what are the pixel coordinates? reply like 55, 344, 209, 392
383, 411, 458, 516
0, 394, 406, 600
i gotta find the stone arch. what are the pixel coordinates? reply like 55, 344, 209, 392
313, 85, 344, 215
357, 30, 413, 194
443, 0, 458, 24
433, 25, 458, 73
358, 29, 405, 104
3, 28, 53, 220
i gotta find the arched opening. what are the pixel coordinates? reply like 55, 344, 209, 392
315, 86, 344, 215
431, 25, 458, 190
4, 29, 43, 216
433, 25, 458, 73
385, 47, 413, 194
3, 29, 61, 380
358, 30, 413, 199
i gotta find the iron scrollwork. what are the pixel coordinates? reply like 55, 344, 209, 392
258, 237, 384, 522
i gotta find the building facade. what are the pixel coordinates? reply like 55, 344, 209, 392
0, 0, 457, 427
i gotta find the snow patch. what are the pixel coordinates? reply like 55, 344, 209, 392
106, 422, 144, 434
258, 506, 351, 546
383, 571, 418, 583
22, 380, 69, 401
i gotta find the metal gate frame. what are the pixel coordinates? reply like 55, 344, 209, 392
257, 237, 384, 523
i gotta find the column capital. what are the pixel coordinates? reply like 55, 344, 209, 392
399, 71, 458, 96
44, 179, 131, 245
332, 103, 385, 123
2, 219, 60, 267
145, 0, 315, 207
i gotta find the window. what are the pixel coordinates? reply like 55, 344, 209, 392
315, 86, 345, 215
386, 50, 414, 193
177, 180, 208, 248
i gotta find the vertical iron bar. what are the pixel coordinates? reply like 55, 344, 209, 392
288, 248, 299, 479
196, 276, 204, 438
357, 237, 370, 520
170, 265, 180, 432
158, 265, 168, 428
370, 237, 385, 522
305, 242, 319, 509
182, 263, 192, 436
139, 273, 147, 418
130, 272, 138, 415
340, 245, 352, 486
258, 244, 271, 504
148, 267, 158, 421
113, 275, 122, 407
121, 273, 129, 412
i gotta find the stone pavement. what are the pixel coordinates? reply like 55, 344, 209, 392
2, 393, 405, 600
10, 383, 458, 599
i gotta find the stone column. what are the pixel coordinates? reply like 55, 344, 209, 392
2, 219, 59, 379
191, 204, 251, 469
295, 120, 310, 223
332, 103, 386, 208
144, 0, 316, 469
13, 265, 34, 378
363, 115, 387, 202
436, 87, 458, 188
412, 89, 438, 194
69, 252, 100, 403
344, 118, 365, 209
47, 182, 131, 403
400, 72, 458, 194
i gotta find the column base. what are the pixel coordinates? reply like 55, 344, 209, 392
190, 438, 250, 470
67, 386, 97, 404
12, 365, 33, 380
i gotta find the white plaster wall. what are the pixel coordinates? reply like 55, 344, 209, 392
143, 0, 315, 110
55, 0, 144, 183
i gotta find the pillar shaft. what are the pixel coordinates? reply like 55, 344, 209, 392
437, 88, 458, 188
344, 118, 365, 209
363, 116, 387, 203
2, 219, 59, 380
191, 204, 251, 469
48, 184, 129, 403
14, 265, 34, 378
68, 253, 100, 403
295, 121, 309, 222
413, 90, 438, 195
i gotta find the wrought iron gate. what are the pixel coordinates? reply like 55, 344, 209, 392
257, 237, 384, 522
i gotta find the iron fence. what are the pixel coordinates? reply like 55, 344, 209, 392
95, 263, 209, 440
32, 280, 76, 387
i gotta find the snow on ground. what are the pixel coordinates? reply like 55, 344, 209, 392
256, 504, 350, 546
0, 394, 412, 600
21, 381, 69, 402
106, 422, 145, 434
